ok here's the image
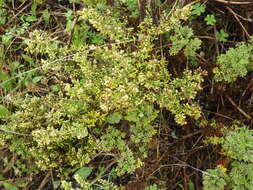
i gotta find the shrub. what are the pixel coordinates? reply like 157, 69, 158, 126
0, 2, 204, 183
203, 126, 253, 190
213, 38, 253, 83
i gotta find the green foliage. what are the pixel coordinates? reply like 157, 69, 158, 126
188, 180, 195, 190
42, 9, 50, 23
0, 157, 34, 190
65, 10, 74, 30
126, 104, 157, 143
75, 167, 93, 180
1, 183, 18, 190
213, 39, 253, 82
0, 94, 103, 169
203, 166, 227, 190
71, 23, 105, 46
78, 8, 132, 42
2, 0, 253, 189
82, 0, 107, 8
61, 166, 120, 190
61, 175, 120, 190
205, 136, 224, 146
215, 29, 229, 42
115, 148, 143, 176
25, 29, 60, 58
159, 70, 204, 125
2, 22, 29, 45
123, 0, 139, 18
101, 126, 126, 151
204, 126, 253, 190
228, 161, 253, 190
169, 26, 202, 57
0, 105, 10, 118
205, 14, 216, 25
106, 113, 122, 124
191, 3, 206, 16
145, 184, 158, 190
0, 0, 7, 25
0, 1, 220, 189
204, 162, 253, 190
223, 127, 253, 162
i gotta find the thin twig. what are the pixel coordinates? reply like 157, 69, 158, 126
226, 7, 252, 22
202, 109, 234, 120
170, 156, 216, 177
7, 2, 33, 24
148, 164, 187, 179
226, 6, 251, 39
0, 54, 74, 87
37, 171, 51, 190
90, 160, 117, 185
214, 0, 252, 5
225, 95, 252, 120
3, 153, 17, 174
181, 130, 204, 140
67, 17, 78, 45
0, 177, 29, 183
0, 127, 33, 136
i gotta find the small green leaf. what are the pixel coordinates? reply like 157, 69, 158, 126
205, 14, 216, 25
42, 9, 50, 23
51, 84, 60, 92
17, 183, 26, 188
65, 10, 73, 20
189, 180, 195, 190
107, 112, 122, 124
0, 44, 4, 59
125, 110, 139, 122
0, 105, 10, 117
22, 54, 34, 65
0, 72, 9, 82
65, 10, 73, 30
171, 131, 178, 139
215, 29, 229, 42
2, 182, 18, 190
24, 80, 30, 87
31, 2, 37, 15
178, 184, 183, 189
75, 167, 92, 180
0, 72, 13, 90
0, 15, 6, 25
25, 16, 37, 22
66, 20, 73, 30
53, 180, 61, 189
192, 3, 206, 16
32, 76, 42, 83
10, 61, 20, 71
2, 33, 13, 45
